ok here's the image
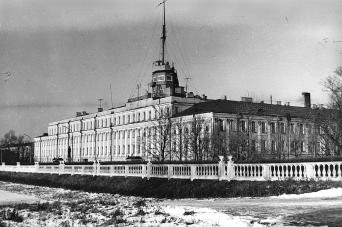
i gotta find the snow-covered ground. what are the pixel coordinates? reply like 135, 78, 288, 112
164, 188, 342, 226
0, 182, 266, 226
1, 181, 342, 226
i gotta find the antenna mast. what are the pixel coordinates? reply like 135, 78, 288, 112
161, 0, 166, 64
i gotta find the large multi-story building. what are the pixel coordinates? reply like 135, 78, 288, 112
34, 2, 331, 162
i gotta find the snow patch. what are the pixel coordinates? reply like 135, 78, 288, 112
163, 205, 266, 227
274, 188, 342, 199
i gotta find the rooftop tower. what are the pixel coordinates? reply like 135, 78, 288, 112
150, 0, 185, 99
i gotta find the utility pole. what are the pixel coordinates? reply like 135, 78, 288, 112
109, 84, 114, 108
137, 83, 141, 100
98, 98, 103, 109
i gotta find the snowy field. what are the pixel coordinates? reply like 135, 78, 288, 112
1, 181, 342, 226
0, 181, 264, 226
164, 188, 342, 226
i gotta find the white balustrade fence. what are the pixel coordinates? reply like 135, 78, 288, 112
2, 158, 342, 182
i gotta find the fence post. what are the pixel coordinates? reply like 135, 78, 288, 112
190, 165, 196, 181
226, 155, 234, 181
81, 165, 85, 175
146, 159, 152, 180
97, 161, 101, 175
110, 165, 114, 177
16, 162, 20, 172
305, 163, 315, 180
59, 161, 64, 175
167, 165, 172, 180
263, 164, 271, 181
125, 165, 129, 178
218, 156, 225, 181
93, 161, 97, 176
34, 162, 39, 172
141, 164, 146, 179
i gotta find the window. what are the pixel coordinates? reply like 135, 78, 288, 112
280, 123, 285, 134
251, 140, 256, 152
271, 140, 276, 153
218, 119, 225, 131
300, 141, 304, 152
240, 121, 246, 132
299, 124, 304, 135
290, 123, 295, 133
251, 121, 256, 133
143, 112, 146, 121
228, 120, 234, 131
270, 122, 276, 134
261, 140, 266, 152
261, 122, 266, 133
280, 140, 285, 152
308, 124, 312, 134
149, 111, 152, 120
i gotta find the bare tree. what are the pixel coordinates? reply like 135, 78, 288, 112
315, 66, 342, 156
145, 106, 173, 162
0, 130, 25, 146
171, 118, 186, 161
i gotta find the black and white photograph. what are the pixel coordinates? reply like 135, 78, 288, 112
0, 0, 342, 226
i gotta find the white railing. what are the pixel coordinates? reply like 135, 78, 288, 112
2, 158, 342, 181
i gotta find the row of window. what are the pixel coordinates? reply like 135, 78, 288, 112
49, 107, 172, 135
218, 119, 317, 135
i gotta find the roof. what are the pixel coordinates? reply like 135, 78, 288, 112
175, 99, 331, 119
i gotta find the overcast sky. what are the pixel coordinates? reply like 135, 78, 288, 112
0, 0, 341, 138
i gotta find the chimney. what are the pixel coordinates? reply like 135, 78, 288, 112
302, 92, 311, 108
82, 111, 88, 115
76, 112, 82, 117
98, 107, 103, 112
224, 95, 227, 100
276, 101, 282, 105
286, 102, 290, 106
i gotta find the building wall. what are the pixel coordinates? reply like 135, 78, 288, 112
34, 96, 205, 162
